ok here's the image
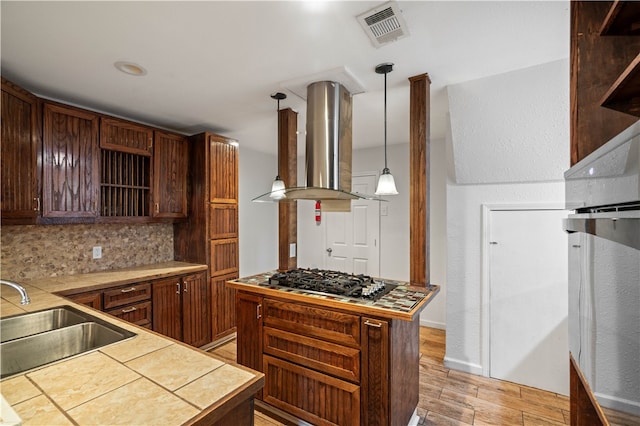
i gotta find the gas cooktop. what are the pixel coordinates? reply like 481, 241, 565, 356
268, 268, 396, 300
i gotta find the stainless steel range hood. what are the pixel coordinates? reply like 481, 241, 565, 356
252, 81, 383, 202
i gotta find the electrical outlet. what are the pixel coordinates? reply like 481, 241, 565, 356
92, 246, 102, 259
289, 243, 296, 258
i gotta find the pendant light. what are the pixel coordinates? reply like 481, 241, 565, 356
270, 92, 287, 199
374, 62, 399, 196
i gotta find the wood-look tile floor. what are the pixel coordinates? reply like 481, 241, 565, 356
209, 327, 636, 426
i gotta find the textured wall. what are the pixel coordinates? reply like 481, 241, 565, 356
444, 60, 570, 376
1, 223, 173, 280
448, 59, 569, 184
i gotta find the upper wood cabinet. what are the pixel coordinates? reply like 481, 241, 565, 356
209, 136, 238, 204
42, 102, 99, 218
153, 130, 188, 218
1, 78, 39, 222
100, 117, 153, 156
570, 1, 640, 165
1, 77, 192, 224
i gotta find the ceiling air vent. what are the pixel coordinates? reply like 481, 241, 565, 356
357, 1, 409, 48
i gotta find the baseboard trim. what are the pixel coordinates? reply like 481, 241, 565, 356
420, 319, 445, 330
443, 356, 483, 375
594, 392, 640, 417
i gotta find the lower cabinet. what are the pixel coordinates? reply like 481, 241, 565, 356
236, 291, 417, 426
65, 270, 212, 347
66, 281, 152, 328
211, 273, 237, 341
263, 355, 360, 426
152, 272, 211, 347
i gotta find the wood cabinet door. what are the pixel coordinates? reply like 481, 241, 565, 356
263, 355, 360, 426
211, 273, 237, 341
153, 131, 188, 218
152, 277, 183, 341
361, 317, 390, 426
181, 272, 211, 347
209, 204, 238, 239
42, 102, 99, 217
66, 291, 103, 310
236, 292, 263, 374
100, 117, 153, 156
209, 136, 238, 204
1, 78, 39, 220
210, 238, 239, 277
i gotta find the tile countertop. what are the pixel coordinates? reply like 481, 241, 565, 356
0, 262, 264, 426
227, 271, 441, 322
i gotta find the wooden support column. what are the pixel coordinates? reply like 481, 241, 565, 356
408, 73, 431, 287
278, 107, 298, 271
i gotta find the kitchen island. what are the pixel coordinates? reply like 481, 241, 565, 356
227, 271, 440, 426
0, 262, 264, 426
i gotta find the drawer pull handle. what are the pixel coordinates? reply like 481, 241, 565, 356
120, 287, 136, 293
256, 304, 262, 320
176, 282, 180, 294
121, 306, 137, 313
365, 320, 382, 328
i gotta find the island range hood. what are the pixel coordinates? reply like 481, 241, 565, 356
252, 80, 383, 202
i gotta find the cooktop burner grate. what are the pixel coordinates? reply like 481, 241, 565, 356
269, 268, 395, 300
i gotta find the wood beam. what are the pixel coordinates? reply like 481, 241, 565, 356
408, 73, 431, 287
278, 107, 298, 271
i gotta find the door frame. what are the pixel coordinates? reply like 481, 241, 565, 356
322, 170, 381, 275
480, 202, 566, 377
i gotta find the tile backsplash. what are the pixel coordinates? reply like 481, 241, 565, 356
1, 223, 174, 280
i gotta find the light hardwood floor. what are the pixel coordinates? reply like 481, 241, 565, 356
209, 327, 633, 425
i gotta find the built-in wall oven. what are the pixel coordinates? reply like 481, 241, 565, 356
564, 121, 640, 422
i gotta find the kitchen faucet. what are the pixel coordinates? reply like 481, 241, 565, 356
0, 279, 31, 305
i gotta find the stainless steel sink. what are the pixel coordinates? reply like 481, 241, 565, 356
0, 306, 136, 379
1, 305, 89, 342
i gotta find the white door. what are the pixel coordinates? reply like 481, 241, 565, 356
324, 174, 380, 276
489, 209, 569, 395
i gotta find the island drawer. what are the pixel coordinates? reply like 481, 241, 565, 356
263, 326, 360, 383
263, 355, 360, 426
263, 298, 360, 347
106, 300, 152, 328
103, 282, 152, 309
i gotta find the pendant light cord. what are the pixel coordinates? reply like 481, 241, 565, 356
383, 70, 388, 171
276, 98, 280, 176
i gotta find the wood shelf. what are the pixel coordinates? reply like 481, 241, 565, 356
600, 0, 640, 36
100, 149, 150, 217
600, 53, 640, 117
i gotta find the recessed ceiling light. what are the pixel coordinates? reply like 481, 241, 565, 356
114, 61, 147, 76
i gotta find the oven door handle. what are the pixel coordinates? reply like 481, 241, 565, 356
564, 217, 640, 250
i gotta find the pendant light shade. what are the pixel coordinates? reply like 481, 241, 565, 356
374, 62, 398, 196
270, 176, 286, 200
269, 92, 287, 199
375, 168, 398, 195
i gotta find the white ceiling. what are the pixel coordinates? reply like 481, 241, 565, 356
1, 1, 569, 155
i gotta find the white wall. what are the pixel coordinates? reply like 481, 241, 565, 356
444, 59, 569, 374
238, 146, 278, 276
297, 140, 448, 330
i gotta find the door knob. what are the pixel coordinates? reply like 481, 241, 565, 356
326, 248, 332, 256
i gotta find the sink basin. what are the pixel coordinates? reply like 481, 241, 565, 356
0, 306, 136, 379
1, 305, 89, 342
